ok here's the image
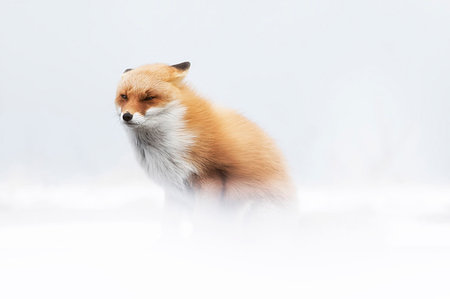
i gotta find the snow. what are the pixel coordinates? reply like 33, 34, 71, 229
1, 182, 449, 299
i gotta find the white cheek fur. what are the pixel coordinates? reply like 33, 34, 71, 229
130, 113, 145, 125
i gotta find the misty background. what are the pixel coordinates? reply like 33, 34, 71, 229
1, 0, 449, 186
1, 1, 450, 298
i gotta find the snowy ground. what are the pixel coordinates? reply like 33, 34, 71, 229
1, 182, 450, 299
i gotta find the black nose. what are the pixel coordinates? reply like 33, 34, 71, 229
122, 112, 133, 122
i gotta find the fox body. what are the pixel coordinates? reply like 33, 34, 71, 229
115, 62, 293, 202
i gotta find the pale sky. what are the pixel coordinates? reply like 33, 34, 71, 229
1, 0, 449, 184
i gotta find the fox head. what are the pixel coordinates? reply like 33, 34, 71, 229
115, 62, 191, 127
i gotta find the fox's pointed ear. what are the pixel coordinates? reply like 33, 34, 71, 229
171, 61, 190, 72
170, 61, 190, 80
123, 68, 133, 73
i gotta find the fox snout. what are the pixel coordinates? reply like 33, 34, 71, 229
119, 111, 146, 127
122, 112, 133, 122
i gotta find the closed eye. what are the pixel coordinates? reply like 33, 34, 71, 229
143, 96, 156, 101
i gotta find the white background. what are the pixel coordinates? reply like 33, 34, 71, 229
1, 0, 450, 298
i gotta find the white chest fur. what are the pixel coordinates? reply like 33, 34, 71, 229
127, 101, 197, 190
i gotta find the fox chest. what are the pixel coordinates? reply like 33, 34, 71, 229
130, 127, 197, 190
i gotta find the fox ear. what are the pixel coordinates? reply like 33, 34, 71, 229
123, 68, 133, 73
170, 61, 190, 81
171, 61, 190, 72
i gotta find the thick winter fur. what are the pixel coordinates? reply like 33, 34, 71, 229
115, 62, 294, 202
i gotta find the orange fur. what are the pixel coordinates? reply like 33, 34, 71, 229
116, 63, 294, 201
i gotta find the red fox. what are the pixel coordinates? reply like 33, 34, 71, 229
115, 62, 294, 204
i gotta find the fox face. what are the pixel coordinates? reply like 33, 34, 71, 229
115, 62, 190, 128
